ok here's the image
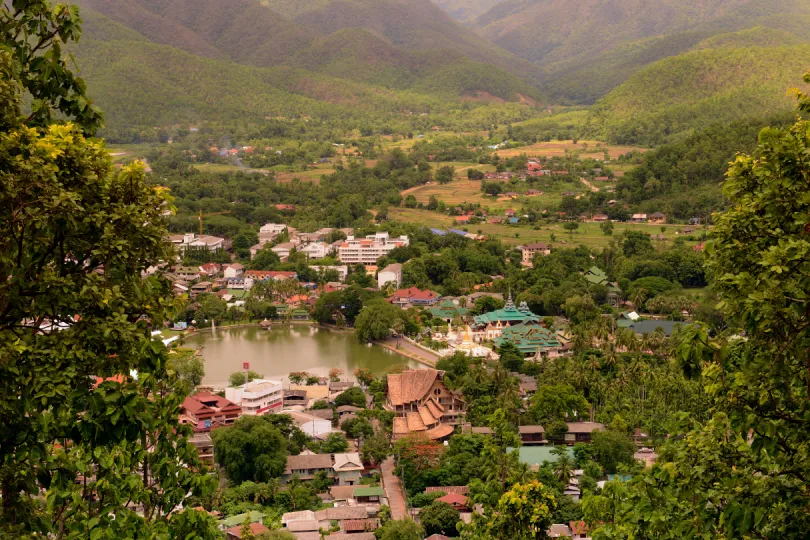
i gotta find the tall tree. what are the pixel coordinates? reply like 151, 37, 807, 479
595, 80, 810, 538
0, 3, 217, 536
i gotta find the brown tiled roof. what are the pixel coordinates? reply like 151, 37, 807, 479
329, 486, 356, 500
287, 520, 320, 532
425, 398, 444, 417
418, 405, 438, 427
326, 534, 376, 540
342, 519, 379, 532
393, 417, 408, 435
315, 507, 368, 521
407, 412, 426, 431
387, 369, 439, 406
519, 425, 545, 434
566, 422, 605, 434
426, 424, 454, 439
225, 522, 269, 538
425, 486, 469, 495
284, 453, 333, 474
437, 493, 470, 507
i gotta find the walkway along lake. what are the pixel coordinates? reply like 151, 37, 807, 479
186, 325, 419, 386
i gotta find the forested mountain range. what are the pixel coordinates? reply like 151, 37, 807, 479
71, 0, 544, 130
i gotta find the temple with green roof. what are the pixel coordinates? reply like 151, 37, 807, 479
495, 322, 562, 357
473, 293, 540, 340
428, 299, 469, 322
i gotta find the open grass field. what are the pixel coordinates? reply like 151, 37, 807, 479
495, 140, 647, 160
402, 175, 590, 211
389, 207, 705, 249
192, 163, 246, 174
107, 143, 159, 164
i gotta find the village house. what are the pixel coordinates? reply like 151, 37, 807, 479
179, 393, 242, 432
649, 212, 667, 224
338, 232, 409, 265
200, 262, 221, 276
271, 242, 296, 260
521, 242, 551, 263
333, 452, 364, 486
244, 270, 297, 282
225, 522, 270, 540
631, 213, 648, 223
173, 266, 202, 281
259, 223, 287, 243
552, 421, 605, 444
189, 281, 213, 299
189, 432, 214, 464
169, 233, 230, 253
225, 379, 283, 415
223, 263, 244, 278
592, 214, 609, 222
377, 263, 403, 289
386, 369, 466, 441
283, 453, 333, 482
389, 287, 441, 307
518, 425, 546, 445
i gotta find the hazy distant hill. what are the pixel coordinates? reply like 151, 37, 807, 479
293, 0, 541, 80
432, 0, 503, 23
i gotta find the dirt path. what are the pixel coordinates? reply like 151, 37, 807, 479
381, 457, 407, 520
580, 177, 599, 192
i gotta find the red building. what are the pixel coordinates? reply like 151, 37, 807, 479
180, 392, 242, 432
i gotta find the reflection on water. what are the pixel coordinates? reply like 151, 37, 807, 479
186, 325, 418, 386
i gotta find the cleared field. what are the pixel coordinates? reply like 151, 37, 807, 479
401, 176, 587, 211
192, 163, 245, 174
495, 140, 647, 160
389, 207, 704, 249
274, 163, 338, 183
107, 143, 158, 164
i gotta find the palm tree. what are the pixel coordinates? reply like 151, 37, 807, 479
631, 288, 648, 312
552, 447, 574, 485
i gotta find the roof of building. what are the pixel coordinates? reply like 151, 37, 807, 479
315, 507, 369, 521
628, 320, 682, 336
519, 425, 545, 434
333, 452, 363, 471
390, 287, 440, 302
284, 453, 333, 474
387, 369, 440, 406
220, 511, 266, 528
523, 243, 549, 250
565, 422, 605, 433
437, 493, 470, 507
509, 446, 575, 466
425, 423, 455, 439
287, 520, 320, 532
495, 322, 562, 354
584, 266, 609, 285
326, 534, 376, 540
329, 485, 356, 500
225, 522, 269, 538
548, 523, 573, 537
473, 293, 540, 326
425, 486, 469, 495
182, 393, 241, 415
425, 535, 452, 540
353, 486, 384, 498
342, 519, 379, 533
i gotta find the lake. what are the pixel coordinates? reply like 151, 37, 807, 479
186, 325, 418, 386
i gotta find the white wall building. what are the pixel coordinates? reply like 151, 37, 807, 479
169, 233, 230, 252
259, 223, 287, 242
225, 379, 284, 415
378, 263, 403, 289
311, 265, 349, 282
223, 263, 244, 278
337, 232, 409, 265
300, 241, 330, 260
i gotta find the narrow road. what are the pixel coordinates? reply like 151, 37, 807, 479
580, 177, 599, 192
381, 457, 407, 520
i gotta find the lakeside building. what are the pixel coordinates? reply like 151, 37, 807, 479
225, 379, 283, 415
427, 299, 469, 322
386, 369, 465, 441
337, 232, 409, 264
389, 287, 441, 307
179, 392, 242, 432
472, 293, 540, 340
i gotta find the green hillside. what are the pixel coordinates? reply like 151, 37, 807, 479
72, 39, 444, 127
587, 44, 810, 145
75, 0, 315, 66
293, 0, 543, 81
285, 28, 540, 100
257, 0, 329, 19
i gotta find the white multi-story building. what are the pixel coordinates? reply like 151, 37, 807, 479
337, 232, 409, 265
311, 265, 349, 282
259, 223, 287, 242
225, 379, 283, 415
169, 233, 230, 252
378, 263, 403, 289
299, 241, 331, 260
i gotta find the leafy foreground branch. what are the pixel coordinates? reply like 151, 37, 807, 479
0, 2, 218, 537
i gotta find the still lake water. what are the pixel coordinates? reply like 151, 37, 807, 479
186, 325, 418, 386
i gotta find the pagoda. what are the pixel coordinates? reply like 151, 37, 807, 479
472, 292, 540, 340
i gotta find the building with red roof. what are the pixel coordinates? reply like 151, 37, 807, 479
180, 392, 242, 432
389, 287, 441, 306
225, 522, 269, 539
437, 492, 471, 511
